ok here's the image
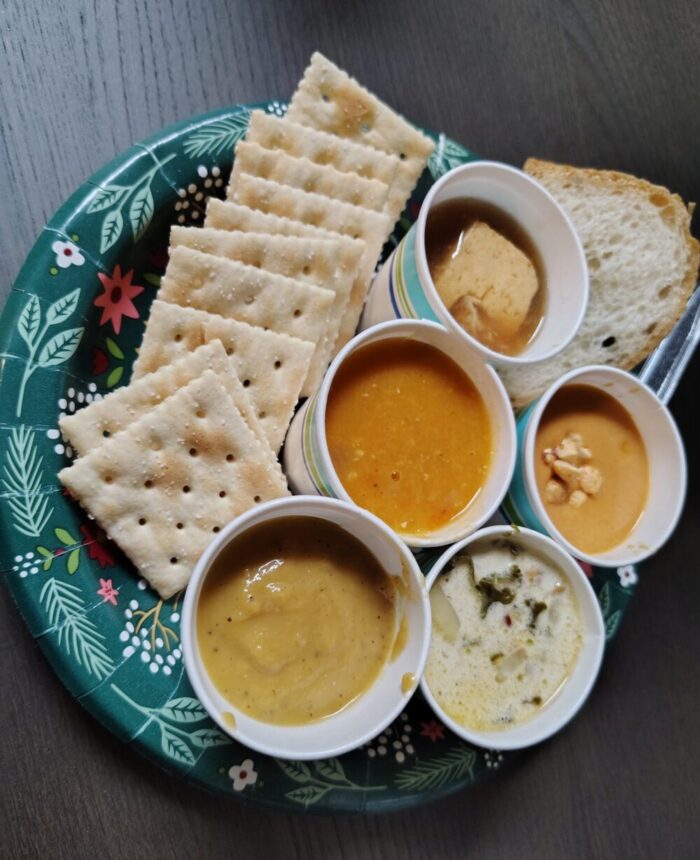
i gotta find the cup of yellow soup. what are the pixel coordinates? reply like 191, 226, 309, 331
181, 496, 431, 760
283, 319, 517, 548
362, 161, 588, 366
421, 525, 605, 750
504, 365, 687, 567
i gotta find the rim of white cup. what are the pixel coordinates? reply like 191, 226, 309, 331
312, 318, 517, 548
520, 364, 687, 567
413, 160, 589, 367
181, 495, 431, 760
419, 524, 606, 750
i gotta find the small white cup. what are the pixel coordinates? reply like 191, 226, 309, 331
283, 319, 517, 548
505, 365, 687, 567
420, 525, 605, 750
363, 161, 589, 367
181, 496, 431, 761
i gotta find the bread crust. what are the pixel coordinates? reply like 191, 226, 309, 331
518, 158, 699, 397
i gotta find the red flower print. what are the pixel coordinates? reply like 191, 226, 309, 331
419, 720, 446, 742
578, 560, 593, 578
97, 578, 119, 606
91, 347, 109, 376
80, 523, 116, 569
148, 246, 169, 271
94, 265, 144, 334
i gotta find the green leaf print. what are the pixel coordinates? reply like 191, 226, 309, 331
605, 609, 622, 641
277, 760, 313, 784
314, 759, 349, 784
106, 365, 124, 388
395, 747, 476, 792
100, 208, 124, 253
105, 337, 124, 359
37, 327, 84, 367
2, 426, 53, 537
284, 785, 329, 807
86, 184, 128, 214
54, 527, 78, 545
160, 725, 196, 767
182, 111, 250, 158
15, 289, 84, 417
129, 184, 154, 241
66, 548, 81, 575
159, 697, 208, 723
188, 728, 231, 749
46, 289, 80, 326
40, 578, 115, 680
18, 295, 41, 347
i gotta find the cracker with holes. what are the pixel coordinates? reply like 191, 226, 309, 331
229, 175, 392, 345
160, 245, 335, 395
170, 227, 361, 373
245, 110, 400, 188
287, 52, 434, 227
206, 199, 342, 241
59, 371, 289, 599
60, 341, 266, 458
132, 300, 313, 453
229, 141, 390, 212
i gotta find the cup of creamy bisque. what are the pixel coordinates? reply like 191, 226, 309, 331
362, 161, 588, 366
283, 319, 516, 548
182, 496, 431, 761
421, 525, 605, 750
504, 365, 687, 567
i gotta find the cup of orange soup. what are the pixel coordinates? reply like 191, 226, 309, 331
504, 365, 687, 567
362, 161, 588, 366
283, 320, 517, 548
181, 496, 431, 761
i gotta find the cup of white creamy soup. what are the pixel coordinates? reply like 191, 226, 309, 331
362, 161, 588, 366
421, 525, 605, 750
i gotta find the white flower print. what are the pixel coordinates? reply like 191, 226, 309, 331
617, 565, 638, 588
267, 100, 287, 117
51, 240, 85, 269
229, 758, 258, 791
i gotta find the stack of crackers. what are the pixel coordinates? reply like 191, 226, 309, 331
59, 53, 434, 599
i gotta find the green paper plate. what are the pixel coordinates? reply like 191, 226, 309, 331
0, 102, 637, 813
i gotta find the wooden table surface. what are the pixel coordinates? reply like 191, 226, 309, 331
1, 1, 698, 857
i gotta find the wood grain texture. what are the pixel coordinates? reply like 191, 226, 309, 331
1, 0, 699, 857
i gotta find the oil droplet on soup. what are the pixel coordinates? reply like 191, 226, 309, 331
197, 517, 396, 726
325, 338, 492, 536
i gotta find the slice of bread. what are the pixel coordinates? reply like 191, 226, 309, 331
499, 159, 699, 408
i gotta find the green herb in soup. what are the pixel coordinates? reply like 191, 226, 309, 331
425, 537, 583, 731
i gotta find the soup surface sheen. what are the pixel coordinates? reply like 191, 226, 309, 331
535, 384, 648, 554
426, 199, 546, 356
325, 338, 492, 536
425, 537, 583, 731
197, 517, 396, 725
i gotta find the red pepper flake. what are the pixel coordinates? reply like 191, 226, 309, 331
504, 614, 512, 627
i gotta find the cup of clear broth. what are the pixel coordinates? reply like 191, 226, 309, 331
504, 365, 687, 567
283, 319, 516, 548
362, 161, 588, 366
